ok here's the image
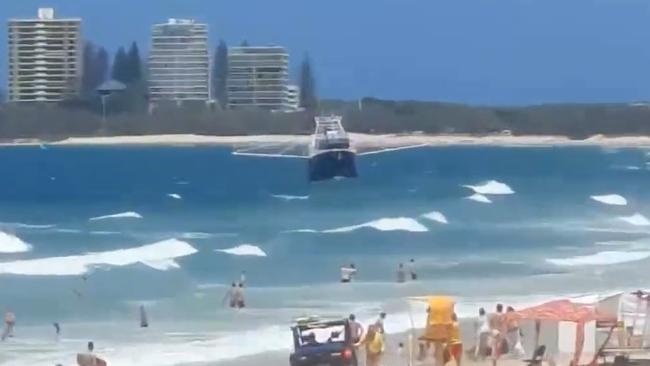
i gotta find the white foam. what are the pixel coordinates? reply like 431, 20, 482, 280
619, 213, 650, 226
55, 228, 82, 234
0, 238, 197, 276
89, 231, 121, 235
89, 211, 143, 221
547, 250, 650, 266
591, 194, 628, 206
0, 222, 55, 229
323, 217, 429, 233
283, 229, 319, 233
167, 193, 182, 200
463, 180, 514, 195
0, 232, 32, 253
216, 244, 267, 257
180, 232, 214, 239
466, 193, 492, 203
271, 194, 309, 201
421, 211, 448, 224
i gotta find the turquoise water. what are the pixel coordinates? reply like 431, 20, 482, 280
1, 145, 649, 365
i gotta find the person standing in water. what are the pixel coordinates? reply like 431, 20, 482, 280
235, 282, 246, 309
340, 263, 357, 283
139, 305, 149, 328
223, 282, 238, 308
408, 259, 417, 280
397, 263, 406, 283
1, 311, 15, 341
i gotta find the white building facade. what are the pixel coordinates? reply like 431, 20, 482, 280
227, 46, 292, 111
148, 19, 209, 102
7, 8, 82, 102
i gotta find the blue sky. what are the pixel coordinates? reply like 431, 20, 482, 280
2, 0, 650, 105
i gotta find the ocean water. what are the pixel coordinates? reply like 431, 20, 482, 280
1, 145, 650, 365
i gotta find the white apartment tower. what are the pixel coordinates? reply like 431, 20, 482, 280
7, 8, 82, 102
148, 19, 209, 102
227, 46, 292, 111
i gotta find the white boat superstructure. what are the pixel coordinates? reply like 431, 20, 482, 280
311, 115, 352, 155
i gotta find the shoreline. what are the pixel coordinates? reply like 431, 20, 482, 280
3, 133, 650, 148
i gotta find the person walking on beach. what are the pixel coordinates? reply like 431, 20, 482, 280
397, 263, 406, 283
340, 263, 357, 283
449, 313, 463, 366
375, 312, 386, 333
489, 304, 506, 366
506, 306, 525, 358
408, 258, 417, 280
475, 308, 490, 360
355, 324, 384, 366
348, 314, 364, 343
1, 311, 15, 341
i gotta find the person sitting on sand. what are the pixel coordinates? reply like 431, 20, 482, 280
397, 263, 406, 283
1, 311, 15, 341
449, 313, 463, 366
355, 324, 384, 366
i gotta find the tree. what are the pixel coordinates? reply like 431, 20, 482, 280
81, 42, 110, 98
299, 54, 317, 110
95, 47, 109, 86
126, 42, 142, 83
212, 40, 228, 108
111, 47, 129, 83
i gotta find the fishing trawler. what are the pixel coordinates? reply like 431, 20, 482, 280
308, 116, 357, 181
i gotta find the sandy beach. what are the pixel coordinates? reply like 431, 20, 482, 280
4, 133, 650, 148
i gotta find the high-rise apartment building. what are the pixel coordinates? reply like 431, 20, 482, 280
227, 46, 292, 111
7, 8, 82, 102
148, 19, 209, 102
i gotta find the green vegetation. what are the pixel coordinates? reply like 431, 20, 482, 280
299, 54, 317, 110
211, 40, 229, 109
2, 97, 650, 141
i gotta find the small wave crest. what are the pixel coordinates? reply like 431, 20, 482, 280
619, 213, 650, 226
0, 231, 32, 253
89, 211, 143, 221
0, 238, 197, 276
167, 193, 182, 200
323, 217, 429, 233
463, 180, 514, 195
272, 194, 309, 201
0, 222, 55, 230
216, 244, 267, 257
547, 250, 650, 266
421, 211, 448, 224
466, 193, 492, 203
591, 194, 628, 206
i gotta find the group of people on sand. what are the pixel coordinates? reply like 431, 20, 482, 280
474, 304, 525, 366
347, 312, 388, 366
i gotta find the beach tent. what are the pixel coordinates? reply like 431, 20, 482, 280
507, 300, 615, 366
596, 291, 650, 348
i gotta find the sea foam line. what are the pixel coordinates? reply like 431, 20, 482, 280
0, 231, 32, 253
216, 244, 267, 257
323, 217, 429, 233
0, 238, 197, 276
463, 180, 514, 195
546, 250, 650, 266
271, 194, 310, 201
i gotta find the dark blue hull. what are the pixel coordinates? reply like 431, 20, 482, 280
308, 150, 357, 181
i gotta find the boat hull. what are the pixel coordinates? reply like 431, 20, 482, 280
308, 150, 357, 181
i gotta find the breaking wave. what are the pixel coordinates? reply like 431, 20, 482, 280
463, 180, 514, 195
216, 244, 267, 257
421, 211, 448, 224
0, 238, 197, 276
89, 211, 143, 221
619, 213, 650, 226
323, 217, 428, 233
167, 193, 182, 200
271, 194, 309, 201
466, 193, 492, 203
0, 231, 32, 253
546, 250, 650, 266
591, 194, 627, 206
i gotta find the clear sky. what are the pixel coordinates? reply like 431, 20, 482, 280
2, 0, 650, 105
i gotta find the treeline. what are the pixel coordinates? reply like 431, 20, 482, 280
3, 97, 650, 140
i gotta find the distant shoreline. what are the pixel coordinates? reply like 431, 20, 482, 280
3, 133, 650, 148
